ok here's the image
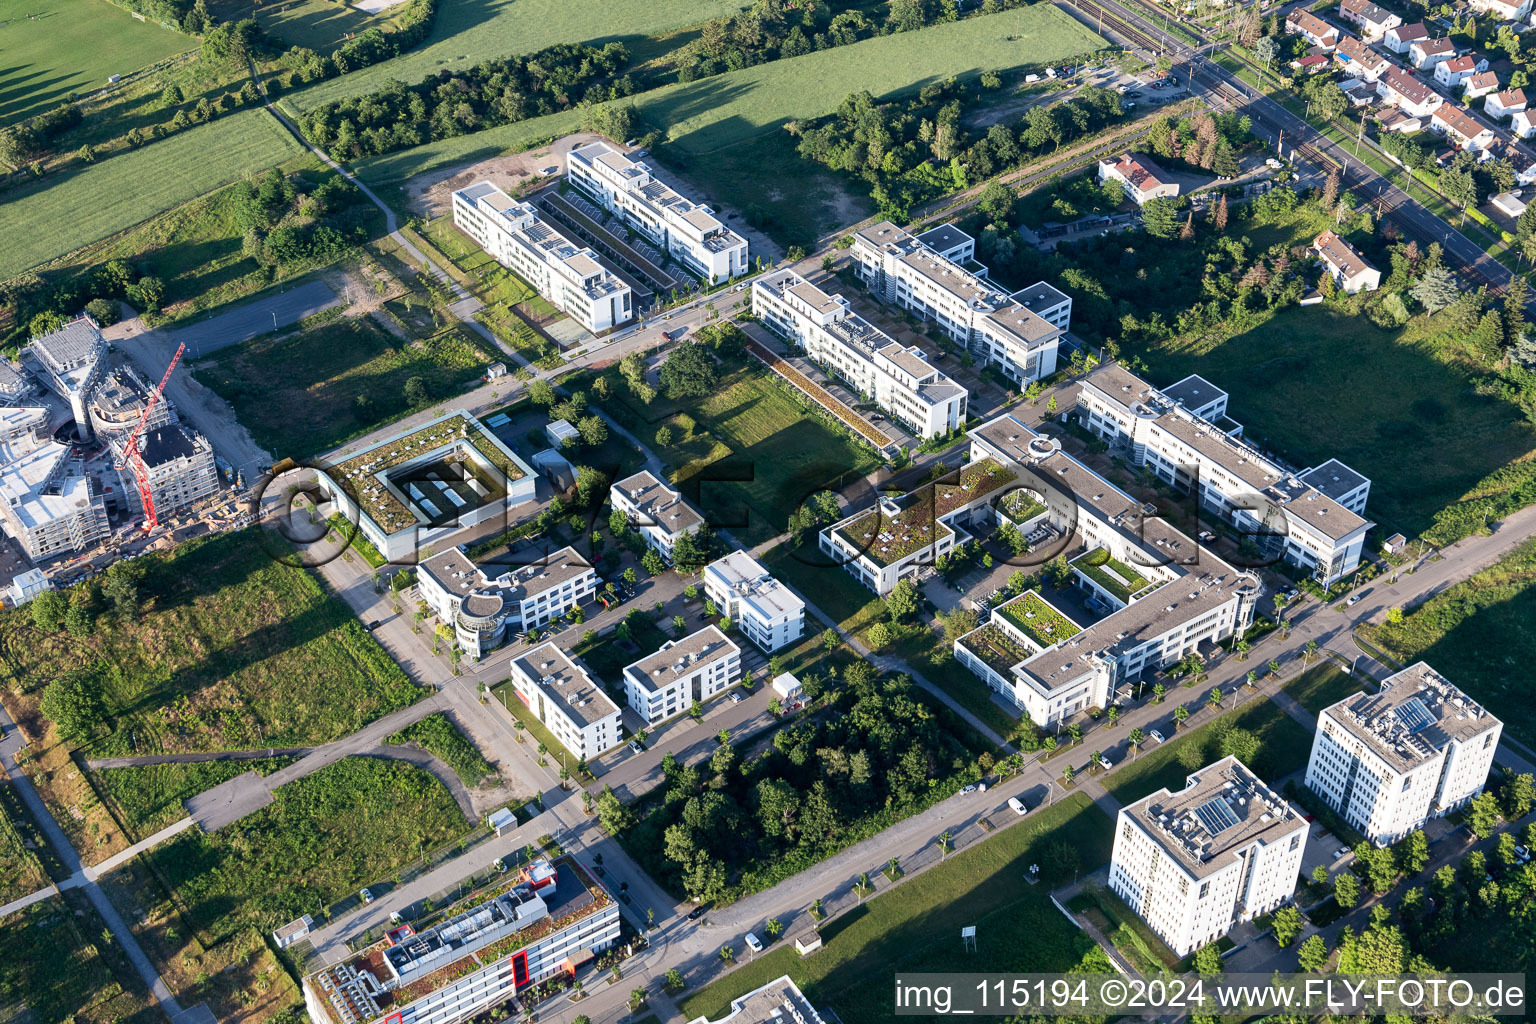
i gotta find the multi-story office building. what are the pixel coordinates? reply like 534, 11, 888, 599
851, 221, 1064, 385
452, 182, 633, 335
566, 141, 749, 284
622, 625, 741, 725
610, 471, 703, 561
302, 859, 619, 1024
686, 976, 825, 1024
1109, 756, 1307, 956
702, 550, 804, 652
951, 415, 1262, 726
1305, 662, 1502, 844
752, 269, 966, 439
88, 366, 176, 439
1097, 153, 1181, 205
507, 643, 622, 760
1076, 364, 1374, 584
0, 435, 110, 563
418, 544, 596, 659
113, 424, 220, 520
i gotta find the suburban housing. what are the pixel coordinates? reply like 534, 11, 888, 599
508, 643, 622, 760
1286, 9, 1340, 48
702, 550, 805, 652
1431, 102, 1497, 151
1485, 87, 1527, 119
851, 221, 1064, 385
1109, 756, 1306, 956
622, 625, 742, 725
566, 140, 749, 285
418, 544, 597, 659
1313, 229, 1382, 293
452, 181, 633, 335
1383, 21, 1427, 53
1339, 0, 1401, 40
1097, 153, 1181, 205
1304, 662, 1502, 844
1377, 66, 1445, 117
751, 268, 968, 439
610, 471, 704, 561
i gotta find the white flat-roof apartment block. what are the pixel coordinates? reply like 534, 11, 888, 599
0, 433, 110, 563
752, 269, 967, 439
610, 471, 703, 561
419, 544, 596, 659
567, 141, 748, 284
1076, 364, 1374, 584
1109, 756, 1306, 956
852, 221, 1063, 385
1097, 153, 1181, 205
702, 550, 804, 652
622, 625, 741, 726
686, 975, 825, 1024
952, 416, 1261, 727
453, 182, 632, 335
1305, 662, 1502, 844
302, 859, 619, 1024
508, 643, 622, 760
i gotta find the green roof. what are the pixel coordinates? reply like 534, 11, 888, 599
994, 590, 1081, 649
958, 623, 1031, 676
832, 457, 1017, 567
1071, 548, 1154, 605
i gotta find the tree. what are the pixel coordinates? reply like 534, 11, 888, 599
39, 673, 105, 742
885, 578, 919, 622
1142, 197, 1179, 239
1272, 905, 1304, 947
1220, 727, 1259, 765
641, 550, 667, 576
1253, 33, 1279, 69
1128, 727, 1145, 754
1467, 791, 1500, 838
101, 561, 146, 618
655, 426, 673, 447
1411, 266, 1460, 313
664, 968, 685, 992
30, 590, 66, 632
1311, 864, 1330, 886
1503, 772, 1534, 821
596, 786, 634, 833
1400, 829, 1429, 875
529, 379, 556, 405
1193, 942, 1224, 976
865, 622, 892, 649
403, 376, 429, 406
1173, 704, 1190, 728
658, 340, 718, 398
1297, 934, 1329, 972
1333, 871, 1360, 909
977, 180, 1015, 225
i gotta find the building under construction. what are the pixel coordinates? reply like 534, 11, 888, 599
0, 413, 109, 563
89, 366, 175, 439
22, 316, 107, 441
112, 424, 219, 522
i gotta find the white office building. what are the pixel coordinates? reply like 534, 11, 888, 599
418, 544, 597, 659
567, 141, 748, 284
686, 976, 825, 1024
702, 550, 805, 652
622, 625, 742, 725
452, 181, 633, 335
752, 269, 967, 439
1076, 364, 1374, 584
508, 643, 622, 760
1109, 756, 1307, 956
851, 221, 1064, 385
1305, 662, 1502, 844
610, 471, 703, 561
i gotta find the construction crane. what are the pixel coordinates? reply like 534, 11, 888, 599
123, 342, 185, 532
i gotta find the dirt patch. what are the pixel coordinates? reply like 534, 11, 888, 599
406, 132, 608, 219
319, 258, 404, 318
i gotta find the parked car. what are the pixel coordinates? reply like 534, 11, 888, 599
729, 692, 745, 704
1149, 729, 1166, 744
1333, 846, 1351, 860
360, 888, 375, 904
744, 932, 764, 954
960, 784, 977, 796
688, 906, 707, 920
1347, 594, 1362, 606
1007, 796, 1029, 816
1097, 754, 1113, 771
1516, 844, 1531, 863
628, 739, 644, 754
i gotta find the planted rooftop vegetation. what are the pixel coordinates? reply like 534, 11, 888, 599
835, 458, 1018, 565
958, 623, 1031, 675
994, 591, 1081, 650
999, 488, 1047, 524
1071, 547, 1154, 604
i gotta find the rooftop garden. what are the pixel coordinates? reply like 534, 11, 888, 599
958, 623, 1031, 676
330, 414, 523, 533
832, 458, 1017, 567
1071, 548, 1154, 605
999, 487, 1047, 524
994, 590, 1082, 650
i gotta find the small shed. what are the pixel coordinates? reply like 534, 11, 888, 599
794, 933, 823, 956
7, 568, 51, 607
1491, 192, 1527, 219
487, 806, 518, 836
1382, 532, 1408, 554
545, 419, 580, 448
486, 362, 508, 379
530, 448, 576, 490
772, 672, 804, 706
273, 914, 314, 949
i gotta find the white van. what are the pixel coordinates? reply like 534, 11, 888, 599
1007, 796, 1028, 816
745, 932, 763, 954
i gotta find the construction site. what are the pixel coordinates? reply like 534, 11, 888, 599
0, 315, 247, 599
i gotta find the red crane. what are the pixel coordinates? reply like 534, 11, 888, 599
123, 342, 185, 532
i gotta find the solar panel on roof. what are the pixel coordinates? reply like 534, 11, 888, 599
1194, 796, 1241, 835
1396, 696, 1435, 734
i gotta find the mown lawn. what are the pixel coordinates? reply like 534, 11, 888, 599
212, 0, 398, 52
677, 794, 1114, 1024
1102, 696, 1313, 807
1360, 536, 1536, 750
89, 758, 294, 842
0, 0, 193, 126
0, 529, 423, 758
1135, 303, 1536, 540
1282, 663, 1368, 717
0, 109, 303, 280
192, 313, 496, 457
145, 757, 468, 943
0, 894, 159, 1024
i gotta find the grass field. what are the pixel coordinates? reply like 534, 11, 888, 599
387, 712, 494, 786
212, 0, 396, 52
0, 894, 159, 1024
1136, 304, 1536, 540
1360, 536, 1536, 750
677, 794, 1114, 1024
0, 529, 422, 758
1101, 696, 1314, 807
90, 758, 293, 842
281, 0, 751, 114
192, 313, 496, 457
354, 7, 1105, 185
0, 782, 49, 904
0, 109, 303, 280
1282, 663, 1369, 717
0, 0, 193, 126
144, 756, 468, 943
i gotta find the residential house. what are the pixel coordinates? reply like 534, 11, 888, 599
1470, 0, 1532, 19
1287, 8, 1341, 48
1383, 21, 1428, 52
1485, 87, 1527, 120
1339, 0, 1402, 41
1514, 109, 1536, 138
1377, 66, 1445, 116
622, 626, 742, 726
1313, 229, 1382, 293
1096, 153, 1181, 204
1292, 53, 1332, 74
1376, 107, 1424, 132
1431, 103, 1497, 151
1463, 70, 1500, 101
610, 471, 704, 561
1409, 36, 1455, 69
1335, 35, 1389, 81
1434, 54, 1488, 89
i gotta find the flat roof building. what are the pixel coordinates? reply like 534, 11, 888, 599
1305, 662, 1501, 844
0, 433, 109, 564
685, 976, 825, 1024
567, 141, 748, 285
752, 269, 967, 439
1110, 756, 1306, 956
419, 543, 596, 659
610, 471, 703, 562
508, 643, 621, 760
851, 221, 1063, 386
453, 181, 633, 335
114, 423, 220, 522
23, 315, 108, 438
7, 568, 51, 608
88, 365, 176, 439
622, 625, 742, 725
702, 550, 805, 653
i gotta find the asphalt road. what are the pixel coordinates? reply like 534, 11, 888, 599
168, 279, 342, 357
